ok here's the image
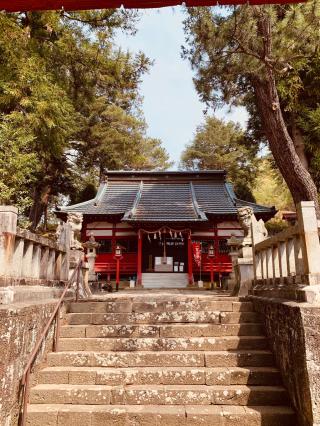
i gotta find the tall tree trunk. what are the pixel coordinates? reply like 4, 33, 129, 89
291, 118, 309, 170
29, 185, 51, 230
252, 73, 320, 217
252, 7, 319, 217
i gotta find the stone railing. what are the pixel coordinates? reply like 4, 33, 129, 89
0, 206, 91, 304
251, 201, 320, 302
0, 206, 70, 287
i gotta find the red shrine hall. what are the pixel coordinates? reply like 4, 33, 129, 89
56, 171, 275, 288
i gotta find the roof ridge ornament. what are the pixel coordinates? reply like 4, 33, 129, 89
122, 180, 143, 220
94, 181, 108, 207
224, 182, 237, 207
189, 182, 207, 220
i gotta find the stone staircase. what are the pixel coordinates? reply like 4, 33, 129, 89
27, 292, 296, 425
142, 272, 188, 288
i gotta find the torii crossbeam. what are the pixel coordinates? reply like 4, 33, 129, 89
0, 0, 305, 12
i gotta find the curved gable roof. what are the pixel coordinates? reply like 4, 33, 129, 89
56, 170, 276, 222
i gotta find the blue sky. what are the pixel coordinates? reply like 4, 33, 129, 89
115, 7, 248, 168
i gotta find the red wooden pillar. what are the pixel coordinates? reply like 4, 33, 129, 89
115, 258, 120, 287
137, 230, 142, 286
210, 258, 214, 286
187, 234, 193, 285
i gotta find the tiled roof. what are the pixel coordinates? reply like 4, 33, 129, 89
57, 171, 275, 222
235, 198, 275, 214
193, 182, 238, 215
58, 181, 140, 215
130, 183, 201, 222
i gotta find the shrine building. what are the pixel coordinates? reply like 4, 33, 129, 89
56, 171, 275, 287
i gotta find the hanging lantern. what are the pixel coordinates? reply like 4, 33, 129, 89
148, 234, 151, 243
159, 231, 161, 238
174, 232, 177, 239
208, 244, 215, 257
179, 232, 182, 238
169, 230, 173, 238
154, 233, 157, 239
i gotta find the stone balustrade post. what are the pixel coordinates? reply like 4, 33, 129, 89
266, 248, 273, 280
47, 250, 56, 280
272, 245, 280, 280
279, 241, 288, 283
40, 247, 49, 279
261, 251, 267, 279
11, 237, 24, 278
296, 201, 320, 285
254, 252, 262, 281
54, 251, 62, 281
286, 238, 296, 278
294, 236, 304, 280
32, 244, 41, 279
0, 206, 18, 278
22, 241, 34, 278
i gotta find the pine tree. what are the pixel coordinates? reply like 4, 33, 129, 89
183, 3, 320, 215
180, 116, 258, 201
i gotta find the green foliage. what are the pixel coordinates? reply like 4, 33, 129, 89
294, 56, 320, 189
183, 3, 320, 108
265, 218, 289, 236
180, 116, 257, 201
182, 3, 320, 205
0, 118, 38, 210
77, 103, 171, 174
0, 11, 171, 228
252, 157, 294, 211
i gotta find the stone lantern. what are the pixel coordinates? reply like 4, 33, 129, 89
227, 235, 243, 292
82, 233, 100, 282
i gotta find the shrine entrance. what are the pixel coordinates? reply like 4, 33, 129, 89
142, 233, 188, 274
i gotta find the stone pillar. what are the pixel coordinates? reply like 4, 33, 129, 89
82, 234, 100, 282
228, 249, 239, 291
57, 223, 71, 281
86, 250, 96, 281
11, 237, 24, 278
47, 249, 56, 280
227, 236, 243, 293
32, 243, 41, 279
296, 201, 320, 285
40, 247, 49, 280
21, 241, 34, 279
54, 251, 62, 281
236, 246, 255, 297
0, 206, 18, 278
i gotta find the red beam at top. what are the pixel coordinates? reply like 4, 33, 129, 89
0, 0, 304, 11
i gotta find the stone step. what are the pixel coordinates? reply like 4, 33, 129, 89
66, 311, 260, 325
30, 384, 289, 406
142, 273, 189, 289
142, 282, 187, 289
58, 336, 268, 352
79, 295, 246, 302
60, 323, 265, 338
27, 404, 296, 426
47, 350, 274, 368
68, 300, 254, 313
38, 366, 282, 386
